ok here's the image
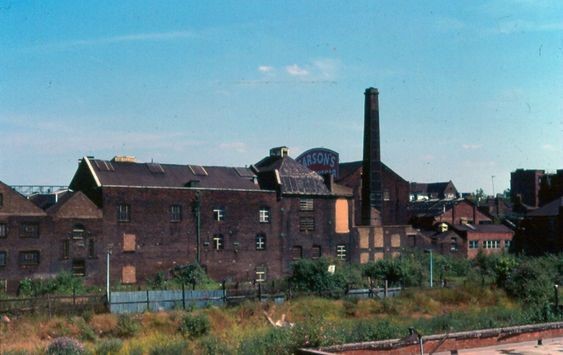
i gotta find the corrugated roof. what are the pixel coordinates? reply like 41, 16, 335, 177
89, 158, 260, 190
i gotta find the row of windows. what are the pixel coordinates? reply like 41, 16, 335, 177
210, 234, 268, 251
0, 223, 40, 238
118, 204, 272, 224
290, 244, 347, 261
469, 240, 511, 249
0, 250, 40, 266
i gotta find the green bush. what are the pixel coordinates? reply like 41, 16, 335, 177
95, 338, 123, 355
179, 313, 210, 338
18, 272, 86, 297
46, 337, 85, 355
198, 336, 233, 355
289, 258, 349, 296
114, 314, 140, 337
149, 339, 188, 355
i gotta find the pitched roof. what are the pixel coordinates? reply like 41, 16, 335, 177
410, 181, 456, 195
0, 180, 47, 216
527, 196, 563, 217
47, 191, 102, 219
255, 155, 332, 196
337, 161, 407, 183
81, 157, 261, 191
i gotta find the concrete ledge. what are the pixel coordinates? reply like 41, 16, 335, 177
299, 321, 563, 354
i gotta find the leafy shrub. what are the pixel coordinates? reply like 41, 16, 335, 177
198, 336, 233, 355
149, 339, 188, 355
95, 338, 123, 355
46, 337, 85, 355
179, 313, 210, 338
238, 327, 294, 355
289, 258, 348, 296
18, 272, 86, 297
114, 314, 140, 337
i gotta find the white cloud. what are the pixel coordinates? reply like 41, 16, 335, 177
462, 144, 483, 150
218, 142, 247, 153
312, 58, 339, 79
286, 64, 309, 76
542, 144, 558, 151
258, 65, 274, 73
30, 31, 196, 51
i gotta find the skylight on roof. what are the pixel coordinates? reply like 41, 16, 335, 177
146, 163, 165, 174
94, 160, 115, 172
234, 167, 255, 178
189, 165, 208, 176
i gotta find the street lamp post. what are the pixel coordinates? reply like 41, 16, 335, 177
106, 250, 112, 303
425, 249, 433, 288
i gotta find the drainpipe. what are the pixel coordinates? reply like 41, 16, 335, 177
194, 191, 201, 264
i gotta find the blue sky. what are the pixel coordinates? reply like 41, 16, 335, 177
1, 0, 562, 194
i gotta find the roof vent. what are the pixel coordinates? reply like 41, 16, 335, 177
270, 146, 289, 158
112, 155, 136, 163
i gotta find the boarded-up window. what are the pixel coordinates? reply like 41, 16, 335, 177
299, 216, 315, 232
122, 265, 136, 284
291, 246, 303, 260
123, 234, 136, 252
391, 234, 401, 248
334, 199, 349, 233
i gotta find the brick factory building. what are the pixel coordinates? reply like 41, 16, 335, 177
0, 88, 415, 292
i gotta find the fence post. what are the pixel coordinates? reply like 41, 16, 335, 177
73, 287, 76, 306
384, 280, 388, 299
258, 283, 262, 302
146, 290, 150, 312
222, 281, 226, 304
182, 283, 186, 310
47, 294, 51, 318
288, 279, 292, 300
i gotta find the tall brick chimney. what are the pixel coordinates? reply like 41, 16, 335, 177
361, 87, 383, 226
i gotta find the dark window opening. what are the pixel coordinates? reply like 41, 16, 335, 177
291, 246, 303, 260
170, 205, 182, 222
62, 240, 70, 259
20, 223, 39, 238
72, 259, 86, 277
88, 239, 95, 258
259, 207, 271, 223
213, 234, 224, 250
311, 245, 321, 259
0, 251, 6, 267
299, 216, 315, 232
19, 251, 40, 266
213, 208, 225, 221
255, 234, 266, 250
72, 224, 85, 239
0, 223, 7, 238
117, 204, 130, 222
336, 244, 347, 260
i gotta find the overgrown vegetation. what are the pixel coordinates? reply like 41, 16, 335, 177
4, 253, 563, 353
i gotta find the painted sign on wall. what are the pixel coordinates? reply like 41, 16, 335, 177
296, 148, 339, 177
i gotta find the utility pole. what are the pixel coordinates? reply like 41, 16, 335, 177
106, 249, 112, 304
491, 175, 496, 197
194, 191, 201, 264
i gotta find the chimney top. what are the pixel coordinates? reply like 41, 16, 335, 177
270, 146, 289, 158
365, 87, 379, 95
